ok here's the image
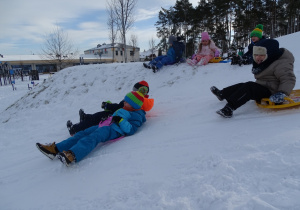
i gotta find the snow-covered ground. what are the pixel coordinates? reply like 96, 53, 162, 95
1, 32, 300, 210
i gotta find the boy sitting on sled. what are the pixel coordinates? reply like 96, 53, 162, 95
210, 39, 295, 118
143, 35, 185, 73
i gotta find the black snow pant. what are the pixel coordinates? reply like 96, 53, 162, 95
72, 111, 112, 133
221, 81, 272, 110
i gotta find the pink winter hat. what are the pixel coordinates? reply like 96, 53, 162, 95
201, 32, 210, 41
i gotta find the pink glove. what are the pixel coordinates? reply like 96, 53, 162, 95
214, 50, 220, 57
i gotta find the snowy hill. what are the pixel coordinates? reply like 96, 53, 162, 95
1, 32, 300, 210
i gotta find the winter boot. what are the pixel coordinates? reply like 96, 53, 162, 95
196, 58, 206, 66
216, 104, 233, 118
152, 65, 158, 73
57, 150, 76, 166
36, 142, 59, 160
79, 109, 85, 122
66, 120, 75, 136
210, 86, 224, 101
143, 63, 151, 69
186, 58, 196, 66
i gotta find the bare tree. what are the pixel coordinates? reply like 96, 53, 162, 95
149, 37, 156, 60
41, 26, 78, 71
106, 1, 118, 62
129, 34, 138, 61
130, 34, 138, 48
110, 0, 137, 63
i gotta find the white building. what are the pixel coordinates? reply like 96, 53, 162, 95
0, 43, 141, 74
84, 43, 140, 63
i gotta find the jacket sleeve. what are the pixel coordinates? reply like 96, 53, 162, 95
106, 100, 124, 112
118, 119, 134, 134
244, 43, 253, 57
209, 41, 218, 52
112, 109, 133, 134
274, 63, 296, 95
167, 47, 176, 62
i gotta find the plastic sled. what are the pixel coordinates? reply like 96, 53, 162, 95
209, 57, 223, 63
219, 59, 231, 63
256, 89, 300, 109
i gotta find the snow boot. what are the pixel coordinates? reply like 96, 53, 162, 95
216, 105, 233, 118
66, 120, 75, 136
79, 109, 85, 122
143, 63, 151, 69
210, 86, 224, 101
36, 142, 59, 160
152, 65, 158, 73
186, 58, 196, 66
57, 150, 75, 166
197, 58, 206, 66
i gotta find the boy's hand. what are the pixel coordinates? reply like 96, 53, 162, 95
112, 116, 122, 124
101, 100, 112, 110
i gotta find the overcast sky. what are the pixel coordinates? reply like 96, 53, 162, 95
0, 0, 198, 55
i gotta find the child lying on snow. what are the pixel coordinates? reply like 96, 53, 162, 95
66, 80, 154, 136
36, 87, 148, 166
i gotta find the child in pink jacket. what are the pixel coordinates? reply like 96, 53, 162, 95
187, 32, 220, 66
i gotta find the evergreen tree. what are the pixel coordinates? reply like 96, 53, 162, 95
154, 0, 299, 55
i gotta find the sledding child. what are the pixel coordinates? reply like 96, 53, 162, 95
66, 81, 154, 136
36, 87, 148, 166
186, 32, 220, 66
210, 39, 295, 118
242, 24, 266, 64
143, 35, 185, 73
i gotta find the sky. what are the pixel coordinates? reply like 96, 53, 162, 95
0, 0, 199, 55
0, 32, 300, 210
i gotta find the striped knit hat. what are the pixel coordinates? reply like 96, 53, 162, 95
124, 86, 148, 109
250, 24, 263, 39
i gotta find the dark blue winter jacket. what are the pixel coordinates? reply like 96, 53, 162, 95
244, 37, 266, 59
166, 47, 176, 64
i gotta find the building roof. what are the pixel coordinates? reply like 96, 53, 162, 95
0, 55, 44, 62
0, 54, 112, 62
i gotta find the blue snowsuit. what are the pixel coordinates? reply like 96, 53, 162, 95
149, 47, 176, 69
56, 108, 146, 162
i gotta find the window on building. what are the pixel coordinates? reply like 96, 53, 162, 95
121, 51, 123, 56
116, 51, 118, 56
130, 51, 134, 56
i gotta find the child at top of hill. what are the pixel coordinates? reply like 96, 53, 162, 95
186, 32, 220, 67
66, 80, 154, 136
242, 24, 266, 64
210, 39, 295, 118
36, 87, 148, 166
143, 35, 185, 73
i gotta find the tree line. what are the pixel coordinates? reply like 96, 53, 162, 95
155, 0, 300, 57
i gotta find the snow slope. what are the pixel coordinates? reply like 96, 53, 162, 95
1, 33, 300, 210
